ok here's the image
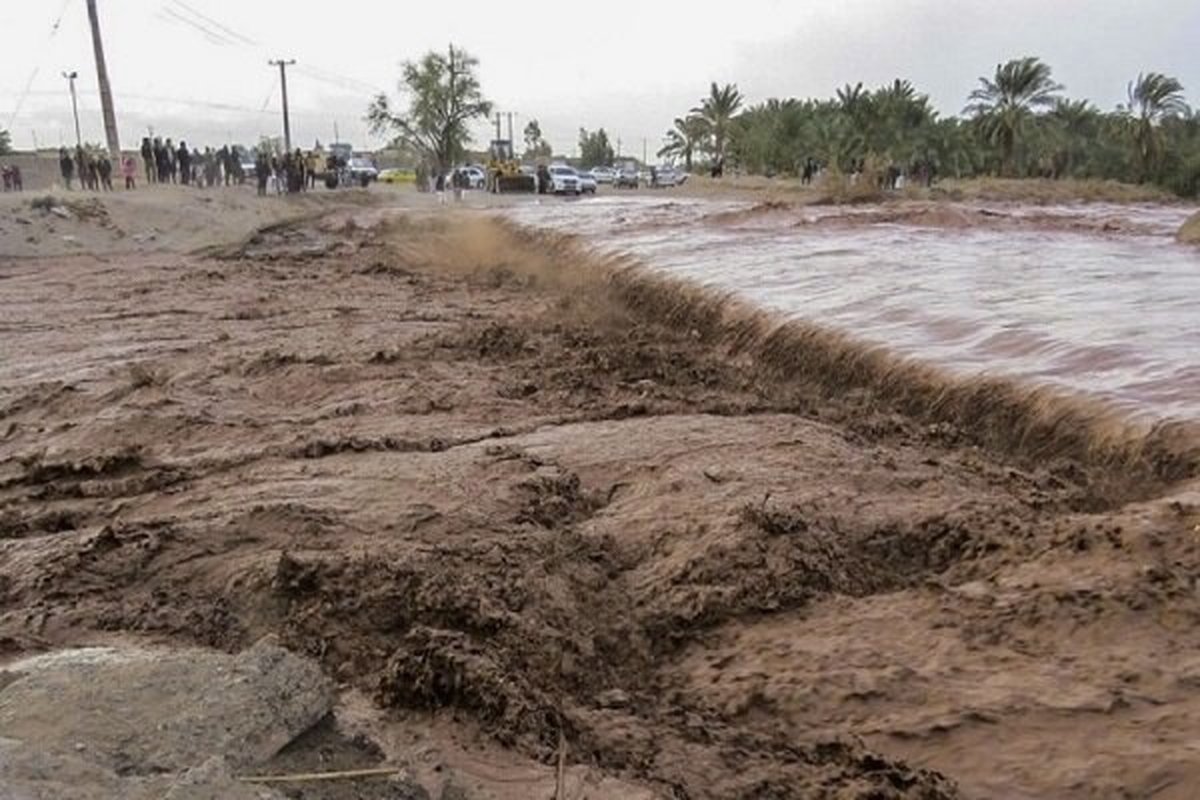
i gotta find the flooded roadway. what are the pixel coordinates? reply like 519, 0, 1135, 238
507, 196, 1200, 422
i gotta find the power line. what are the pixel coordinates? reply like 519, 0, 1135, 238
168, 0, 258, 46
156, 0, 385, 98
159, 7, 234, 46
2, 88, 338, 119
6, 0, 75, 130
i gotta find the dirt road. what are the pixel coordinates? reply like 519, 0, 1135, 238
2, 192, 1199, 798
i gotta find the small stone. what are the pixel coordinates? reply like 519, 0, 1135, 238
596, 688, 631, 709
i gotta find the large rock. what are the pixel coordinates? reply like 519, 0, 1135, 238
0, 640, 332, 797
1179, 210, 1200, 244
0, 737, 165, 800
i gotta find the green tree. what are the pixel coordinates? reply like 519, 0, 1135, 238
578, 127, 615, 167
1046, 99, 1100, 177
1125, 72, 1189, 182
0, 129, 11, 155
657, 115, 706, 171
366, 45, 492, 172
966, 57, 1063, 176
693, 82, 744, 162
523, 119, 551, 159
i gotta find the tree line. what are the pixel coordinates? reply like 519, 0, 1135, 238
660, 58, 1199, 197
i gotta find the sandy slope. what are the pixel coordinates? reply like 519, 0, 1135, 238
2, 198, 1199, 798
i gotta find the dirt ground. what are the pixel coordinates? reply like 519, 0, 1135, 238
2, 188, 1200, 799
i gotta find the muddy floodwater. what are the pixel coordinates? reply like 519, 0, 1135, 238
509, 197, 1200, 421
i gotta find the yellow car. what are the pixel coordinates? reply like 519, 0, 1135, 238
378, 168, 416, 185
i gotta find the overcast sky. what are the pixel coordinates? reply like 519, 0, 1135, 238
2, 0, 1197, 156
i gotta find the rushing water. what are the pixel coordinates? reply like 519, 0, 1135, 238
507, 196, 1200, 421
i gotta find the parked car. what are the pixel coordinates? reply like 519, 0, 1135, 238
547, 165, 581, 195
577, 169, 598, 194
590, 167, 616, 184
614, 166, 639, 188
652, 166, 686, 187
347, 157, 378, 186
463, 165, 487, 189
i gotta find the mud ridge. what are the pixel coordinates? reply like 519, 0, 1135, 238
447, 217, 1199, 499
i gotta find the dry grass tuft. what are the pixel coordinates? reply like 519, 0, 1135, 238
934, 177, 1176, 205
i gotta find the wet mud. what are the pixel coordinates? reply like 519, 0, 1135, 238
2, 210, 1200, 798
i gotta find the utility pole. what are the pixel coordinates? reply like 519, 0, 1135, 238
62, 71, 82, 149
86, 0, 121, 157
642, 138, 647, 167
494, 112, 502, 143
505, 112, 515, 147
269, 59, 297, 152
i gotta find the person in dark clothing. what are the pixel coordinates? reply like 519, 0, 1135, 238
177, 142, 191, 186
97, 154, 114, 191
255, 151, 270, 196
153, 139, 167, 183
1, 165, 22, 192
59, 147, 75, 189
219, 146, 233, 186
231, 147, 245, 184
75, 146, 88, 190
141, 138, 155, 184
290, 149, 305, 193
85, 155, 99, 191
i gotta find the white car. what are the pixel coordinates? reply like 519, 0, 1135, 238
651, 166, 686, 187
347, 157, 379, 185
577, 169, 598, 194
464, 166, 487, 189
590, 167, 616, 184
547, 165, 581, 195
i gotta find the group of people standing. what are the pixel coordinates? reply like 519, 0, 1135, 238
141, 138, 244, 188
254, 149, 321, 196
1, 164, 23, 192
57, 146, 134, 191
43, 136, 357, 197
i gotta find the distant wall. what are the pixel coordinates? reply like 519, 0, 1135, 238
1, 150, 143, 192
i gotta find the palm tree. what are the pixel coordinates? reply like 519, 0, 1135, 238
1125, 72, 1189, 182
1048, 99, 1099, 177
657, 115, 706, 171
835, 82, 870, 118
692, 82, 744, 163
966, 57, 1063, 176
